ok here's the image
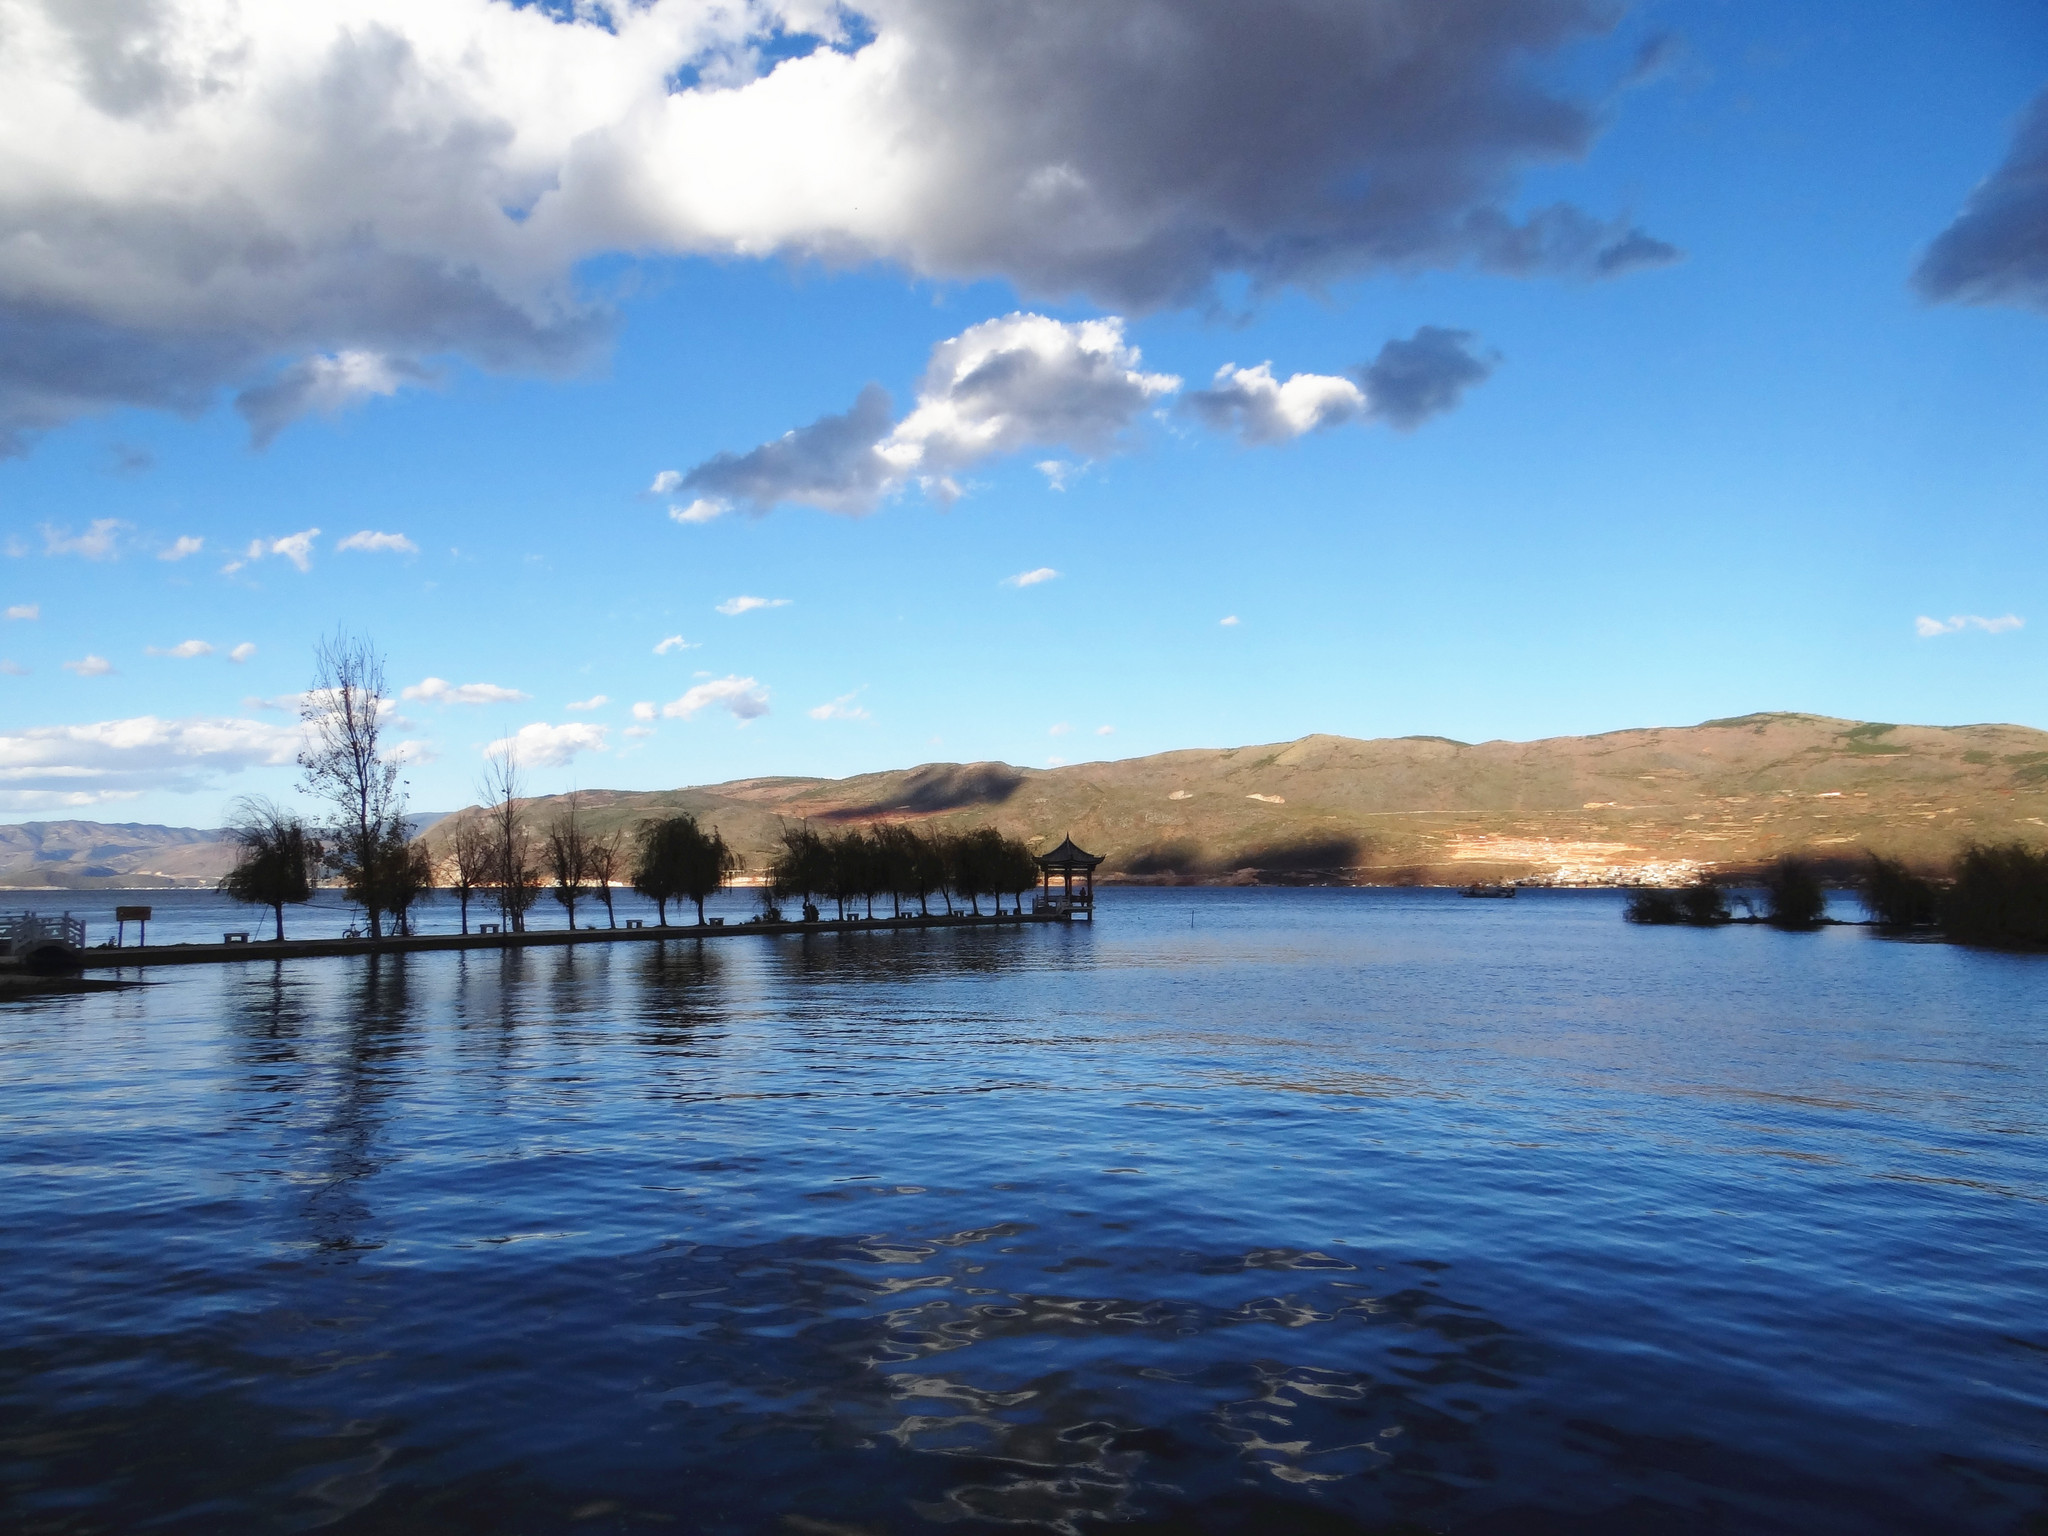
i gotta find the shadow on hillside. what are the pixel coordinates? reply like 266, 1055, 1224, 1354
826, 764, 1026, 819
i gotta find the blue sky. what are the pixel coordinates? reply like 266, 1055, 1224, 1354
1, 0, 2044, 824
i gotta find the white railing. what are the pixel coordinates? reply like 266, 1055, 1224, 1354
1, 911, 87, 958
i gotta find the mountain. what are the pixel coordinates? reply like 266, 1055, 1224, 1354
0, 811, 456, 890
417, 713, 2048, 886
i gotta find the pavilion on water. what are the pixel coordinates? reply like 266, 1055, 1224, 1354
1034, 836, 1103, 920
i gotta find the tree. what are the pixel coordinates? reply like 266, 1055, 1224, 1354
633, 818, 683, 925
446, 816, 494, 935
366, 823, 435, 935
218, 797, 318, 941
771, 822, 828, 919
679, 819, 743, 924
918, 831, 955, 915
585, 829, 623, 928
998, 835, 1040, 914
482, 747, 542, 932
1941, 842, 2048, 948
1859, 852, 1938, 929
871, 824, 920, 917
824, 830, 869, 919
546, 793, 591, 930
1760, 856, 1826, 928
951, 827, 1005, 915
298, 630, 407, 939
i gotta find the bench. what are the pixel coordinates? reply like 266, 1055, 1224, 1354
625, 919, 644, 929
222, 932, 249, 944
708, 917, 725, 927
478, 923, 502, 935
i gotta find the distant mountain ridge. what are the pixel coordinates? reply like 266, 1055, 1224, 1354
10, 716, 2047, 889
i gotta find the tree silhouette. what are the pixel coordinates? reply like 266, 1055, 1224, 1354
218, 797, 318, 941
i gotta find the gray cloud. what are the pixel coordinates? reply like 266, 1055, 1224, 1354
1915, 88, 2048, 312
682, 383, 898, 515
1355, 326, 1499, 430
0, 0, 1674, 454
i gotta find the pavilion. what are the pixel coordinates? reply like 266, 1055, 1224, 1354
1034, 835, 1103, 920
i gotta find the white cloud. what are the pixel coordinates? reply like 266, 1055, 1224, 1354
716, 595, 791, 616
1049, 722, 1072, 736
653, 634, 698, 654
42, 520, 127, 560
680, 314, 1178, 514
159, 536, 203, 562
1220, 615, 1241, 627
228, 642, 257, 663
62, 654, 115, 676
0, 660, 25, 676
226, 528, 322, 575
566, 694, 609, 711
669, 498, 728, 525
1037, 460, 1078, 491
623, 725, 655, 739
1915, 614, 2024, 637
631, 701, 656, 721
0, 0, 1666, 455
337, 530, 419, 555
1096, 725, 1115, 736
1004, 567, 1060, 588
808, 690, 870, 721
662, 675, 770, 722
0, 712, 302, 809
5, 603, 37, 621
650, 470, 684, 495
1047, 756, 1068, 767
1183, 363, 1366, 444
481, 720, 609, 768
402, 677, 531, 705
146, 639, 214, 658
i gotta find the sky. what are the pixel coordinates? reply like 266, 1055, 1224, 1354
1, 0, 2044, 826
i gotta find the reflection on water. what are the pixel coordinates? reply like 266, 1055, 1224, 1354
2, 888, 2045, 1534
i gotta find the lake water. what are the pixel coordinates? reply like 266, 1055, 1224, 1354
2, 888, 2043, 1534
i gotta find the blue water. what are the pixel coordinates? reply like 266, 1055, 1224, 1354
2, 888, 2043, 1533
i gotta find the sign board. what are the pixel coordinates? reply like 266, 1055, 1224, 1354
115, 906, 153, 922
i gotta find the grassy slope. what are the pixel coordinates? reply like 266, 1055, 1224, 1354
419, 712, 2048, 885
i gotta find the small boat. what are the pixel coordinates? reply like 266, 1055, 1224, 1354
1460, 883, 1517, 898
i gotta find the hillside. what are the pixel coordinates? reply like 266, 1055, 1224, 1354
419, 713, 2048, 886
0, 812, 455, 890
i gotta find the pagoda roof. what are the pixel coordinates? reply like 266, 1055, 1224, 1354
1036, 835, 1104, 870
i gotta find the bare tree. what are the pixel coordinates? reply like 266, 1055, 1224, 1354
481, 747, 541, 932
546, 792, 591, 931
298, 630, 405, 938
584, 829, 623, 928
446, 816, 494, 935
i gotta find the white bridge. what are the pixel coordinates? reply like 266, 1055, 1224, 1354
1, 912, 88, 971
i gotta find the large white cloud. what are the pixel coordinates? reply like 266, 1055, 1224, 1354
481, 720, 609, 767
0, 712, 302, 809
0, 0, 1672, 453
662, 675, 770, 721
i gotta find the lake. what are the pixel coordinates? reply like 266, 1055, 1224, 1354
2, 887, 2043, 1534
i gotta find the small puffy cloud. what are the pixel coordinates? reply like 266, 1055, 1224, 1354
1184, 363, 1365, 444
669, 498, 728, 525
62, 654, 115, 676
337, 530, 419, 555
42, 519, 127, 560
681, 315, 1177, 515
0, 712, 301, 809
1220, 615, 1241, 626
0, 660, 25, 676
662, 675, 770, 722
809, 690, 870, 721
716, 595, 791, 616
227, 529, 321, 575
1915, 89, 2048, 313
403, 677, 530, 705
159, 536, 203, 562
1355, 327, 1500, 430
631, 701, 656, 721
623, 725, 656, 739
5, 603, 37, 620
237, 351, 430, 448
653, 635, 698, 654
146, 639, 214, 658
1049, 722, 1072, 736
1037, 460, 1079, 491
228, 642, 257, 663
566, 694, 609, 712
1184, 327, 1496, 444
649, 470, 684, 496
1004, 567, 1060, 588
1914, 613, 2024, 637
482, 720, 608, 768
1047, 756, 1068, 767
1096, 725, 1115, 736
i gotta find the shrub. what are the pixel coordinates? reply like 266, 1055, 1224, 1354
1941, 842, 2048, 949
1624, 888, 1684, 925
1679, 876, 1730, 925
1859, 853, 1938, 929
1759, 857, 1827, 928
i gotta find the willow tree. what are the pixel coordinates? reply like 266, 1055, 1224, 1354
218, 798, 319, 941
546, 793, 592, 930
637, 814, 742, 926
